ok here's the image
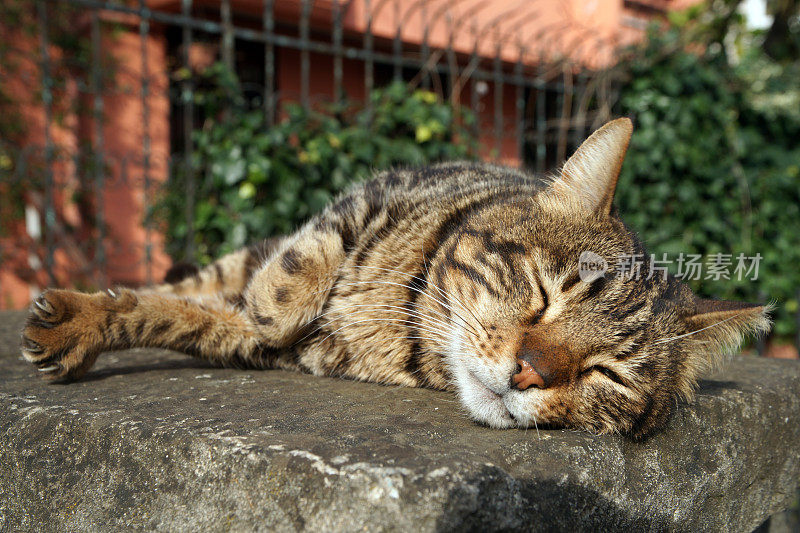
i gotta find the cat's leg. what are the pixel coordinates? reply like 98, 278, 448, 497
144, 220, 347, 349
153, 238, 283, 299
243, 224, 347, 347
21, 195, 362, 379
21, 288, 287, 381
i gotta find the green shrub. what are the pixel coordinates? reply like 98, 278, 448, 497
617, 26, 800, 338
154, 64, 476, 265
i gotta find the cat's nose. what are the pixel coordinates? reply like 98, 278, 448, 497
511, 357, 545, 390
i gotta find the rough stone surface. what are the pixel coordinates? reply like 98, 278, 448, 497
1, 310, 799, 532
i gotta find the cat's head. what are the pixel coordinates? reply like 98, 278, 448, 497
439, 119, 771, 439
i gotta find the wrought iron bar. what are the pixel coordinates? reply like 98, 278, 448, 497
534, 52, 546, 174
363, 0, 374, 118
300, 0, 312, 110
221, 0, 234, 72
181, 0, 195, 261
91, 12, 107, 289
37, 0, 56, 286
393, 0, 402, 81
332, 0, 343, 103
263, 0, 275, 126
139, 0, 153, 285
421, 0, 430, 89
514, 52, 524, 168
492, 45, 503, 159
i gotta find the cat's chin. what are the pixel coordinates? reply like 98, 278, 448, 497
456, 368, 517, 429
501, 390, 546, 429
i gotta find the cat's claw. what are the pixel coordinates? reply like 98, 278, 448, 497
107, 288, 117, 299
33, 296, 54, 316
21, 289, 105, 381
21, 337, 43, 354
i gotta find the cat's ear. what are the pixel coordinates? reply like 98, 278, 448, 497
549, 118, 633, 216
669, 296, 770, 402
682, 297, 771, 355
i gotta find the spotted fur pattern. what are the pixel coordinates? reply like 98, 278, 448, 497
21, 119, 770, 439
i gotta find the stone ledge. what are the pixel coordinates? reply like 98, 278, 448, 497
1, 310, 799, 532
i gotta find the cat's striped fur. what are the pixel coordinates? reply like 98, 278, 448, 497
21, 119, 770, 439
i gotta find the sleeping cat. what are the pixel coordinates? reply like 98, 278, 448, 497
20, 119, 770, 439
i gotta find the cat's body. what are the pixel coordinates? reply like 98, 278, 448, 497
21, 119, 770, 439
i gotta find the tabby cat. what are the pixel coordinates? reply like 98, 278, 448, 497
21, 119, 770, 439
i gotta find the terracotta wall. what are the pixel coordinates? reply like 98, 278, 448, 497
94, 25, 172, 287
0, 14, 171, 309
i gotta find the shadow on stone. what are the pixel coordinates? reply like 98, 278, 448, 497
697, 379, 738, 394
434, 464, 671, 532
78, 358, 216, 383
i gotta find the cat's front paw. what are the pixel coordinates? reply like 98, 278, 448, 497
21, 288, 133, 381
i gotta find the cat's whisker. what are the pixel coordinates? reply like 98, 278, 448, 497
316, 317, 451, 347
653, 312, 748, 345
318, 282, 452, 329
440, 288, 488, 336
353, 262, 473, 325
330, 317, 451, 343
380, 293, 457, 328
330, 273, 473, 330
418, 252, 490, 336
317, 305, 454, 338
362, 277, 481, 336
326, 279, 482, 338
311, 276, 473, 334
379, 336, 444, 344
293, 301, 430, 343
314, 302, 456, 333
294, 303, 453, 347
349, 267, 460, 327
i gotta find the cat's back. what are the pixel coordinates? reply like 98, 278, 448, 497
323, 161, 545, 228
311, 161, 546, 274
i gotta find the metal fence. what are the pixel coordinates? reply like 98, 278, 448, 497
0, 0, 620, 304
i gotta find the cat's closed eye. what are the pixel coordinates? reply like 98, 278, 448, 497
528, 280, 548, 324
582, 365, 627, 387
579, 277, 607, 303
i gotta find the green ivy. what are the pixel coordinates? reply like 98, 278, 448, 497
153, 65, 476, 265
616, 26, 800, 338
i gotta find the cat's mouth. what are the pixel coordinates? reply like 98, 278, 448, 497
507, 409, 520, 424
461, 369, 518, 428
466, 369, 504, 400
467, 370, 501, 397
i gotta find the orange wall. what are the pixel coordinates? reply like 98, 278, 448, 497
94, 26, 172, 287
0, 15, 171, 309
344, 0, 626, 69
